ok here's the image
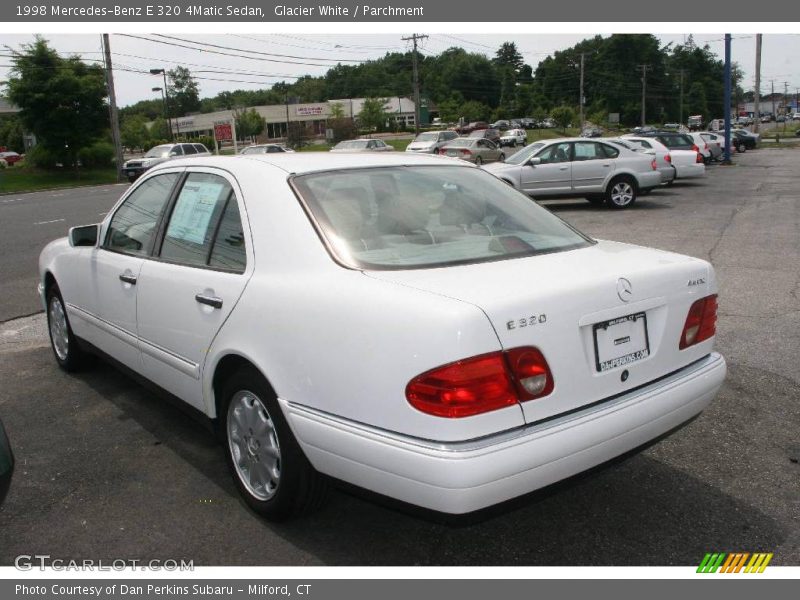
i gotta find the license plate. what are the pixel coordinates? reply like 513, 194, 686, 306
593, 312, 650, 372
447, 151, 458, 156
126, 170, 135, 175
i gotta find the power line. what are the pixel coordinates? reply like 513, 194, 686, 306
151, 34, 366, 63
115, 34, 358, 68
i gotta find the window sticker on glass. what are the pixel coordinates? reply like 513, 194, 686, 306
167, 181, 225, 244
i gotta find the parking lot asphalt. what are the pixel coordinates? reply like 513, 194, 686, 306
0, 183, 128, 322
0, 148, 798, 566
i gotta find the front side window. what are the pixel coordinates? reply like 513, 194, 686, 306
105, 173, 180, 255
144, 145, 173, 159
537, 142, 571, 164
159, 173, 244, 271
182, 144, 198, 155
292, 166, 592, 270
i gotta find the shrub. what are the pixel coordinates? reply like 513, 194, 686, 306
78, 141, 115, 168
25, 144, 63, 169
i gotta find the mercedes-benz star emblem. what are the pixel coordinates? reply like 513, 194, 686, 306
617, 277, 633, 302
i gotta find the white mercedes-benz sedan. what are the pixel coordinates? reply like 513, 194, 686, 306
38, 153, 726, 519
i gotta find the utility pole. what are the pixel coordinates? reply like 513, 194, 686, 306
784, 82, 789, 132
101, 34, 124, 182
723, 34, 732, 164
678, 69, 685, 126
637, 64, 649, 127
579, 52, 585, 130
771, 80, 776, 121
753, 34, 762, 133
402, 33, 428, 135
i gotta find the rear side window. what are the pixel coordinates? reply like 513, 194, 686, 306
193, 144, 207, 154
105, 173, 179, 255
599, 144, 619, 158
209, 200, 247, 272
159, 173, 246, 272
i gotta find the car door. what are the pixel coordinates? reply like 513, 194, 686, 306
135, 169, 253, 411
520, 142, 572, 196
571, 141, 614, 192
82, 172, 183, 368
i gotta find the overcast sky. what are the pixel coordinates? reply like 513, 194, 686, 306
1, 33, 798, 107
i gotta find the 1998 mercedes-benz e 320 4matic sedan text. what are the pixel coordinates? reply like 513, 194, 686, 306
39, 153, 726, 519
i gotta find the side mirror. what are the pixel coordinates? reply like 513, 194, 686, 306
528, 157, 542, 166
169, 151, 179, 156
69, 224, 99, 248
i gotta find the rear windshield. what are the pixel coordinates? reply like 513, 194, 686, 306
292, 166, 592, 270
656, 134, 694, 149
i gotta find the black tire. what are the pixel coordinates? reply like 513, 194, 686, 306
605, 176, 637, 210
127, 175, 137, 183
511, 140, 517, 147
738, 143, 746, 153
45, 284, 88, 372
221, 366, 328, 520
665, 180, 675, 187
474, 156, 483, 166
498, 153, 505, 162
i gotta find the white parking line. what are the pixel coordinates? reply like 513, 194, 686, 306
1, 198, 23, 204
33, 218, 66, 225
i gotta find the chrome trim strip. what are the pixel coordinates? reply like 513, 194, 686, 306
66, 303, 138, 349
138, 337, 200, 379
286, 353, 724, 454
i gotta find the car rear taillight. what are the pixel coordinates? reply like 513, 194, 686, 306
651, 158, 658, 170
691, 144, 699, 152
664, 153, 672, 163
704, 143, 709, 151
696, 152, 704, 163
438, 148, 447, 155
460, 149, 472, 156
679, 294, 718, 350
406, 347, 554, 418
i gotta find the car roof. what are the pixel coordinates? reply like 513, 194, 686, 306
159, 151, 471, 175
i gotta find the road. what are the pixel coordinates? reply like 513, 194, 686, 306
0, 183, 128, 322
0, 149, 798, 566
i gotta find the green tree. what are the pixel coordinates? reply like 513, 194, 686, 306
120, 115, 150, 151
460, 100, 491, 122
493, 42, 525, 75
148, 117, 171, 143
686, 82, 709, 119
358, 98, 388, 131
5, 36, 108, 167
0, 116, 24, 153
550, 106, 576, 133
234, 108, 266, 140
168, 66, 201, 117
329, 102, 345, 119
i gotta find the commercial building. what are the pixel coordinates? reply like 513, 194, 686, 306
166, 97, 422, 141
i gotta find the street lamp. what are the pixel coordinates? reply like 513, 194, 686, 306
150, 68, 174, 141
151, 87, 169, 141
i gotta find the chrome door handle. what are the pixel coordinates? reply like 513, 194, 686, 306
195, 294, 223, 309
118, 273, 137, 285
559, 166, 569, 170
602, 163, 611, 167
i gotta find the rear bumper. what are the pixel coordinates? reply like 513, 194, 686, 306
283, 352, 726, 514
675, 163, 705, 179
636, 171, 663, 190
659, 166, 677, 183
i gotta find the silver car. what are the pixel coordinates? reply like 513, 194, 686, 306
438, 138, 505, 165
122, 143, 211, 182
330, 139, 394, 153
483, 138, 662, 209
405, 130, 458, 153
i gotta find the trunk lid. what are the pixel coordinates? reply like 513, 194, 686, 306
366, 241, 715, 425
